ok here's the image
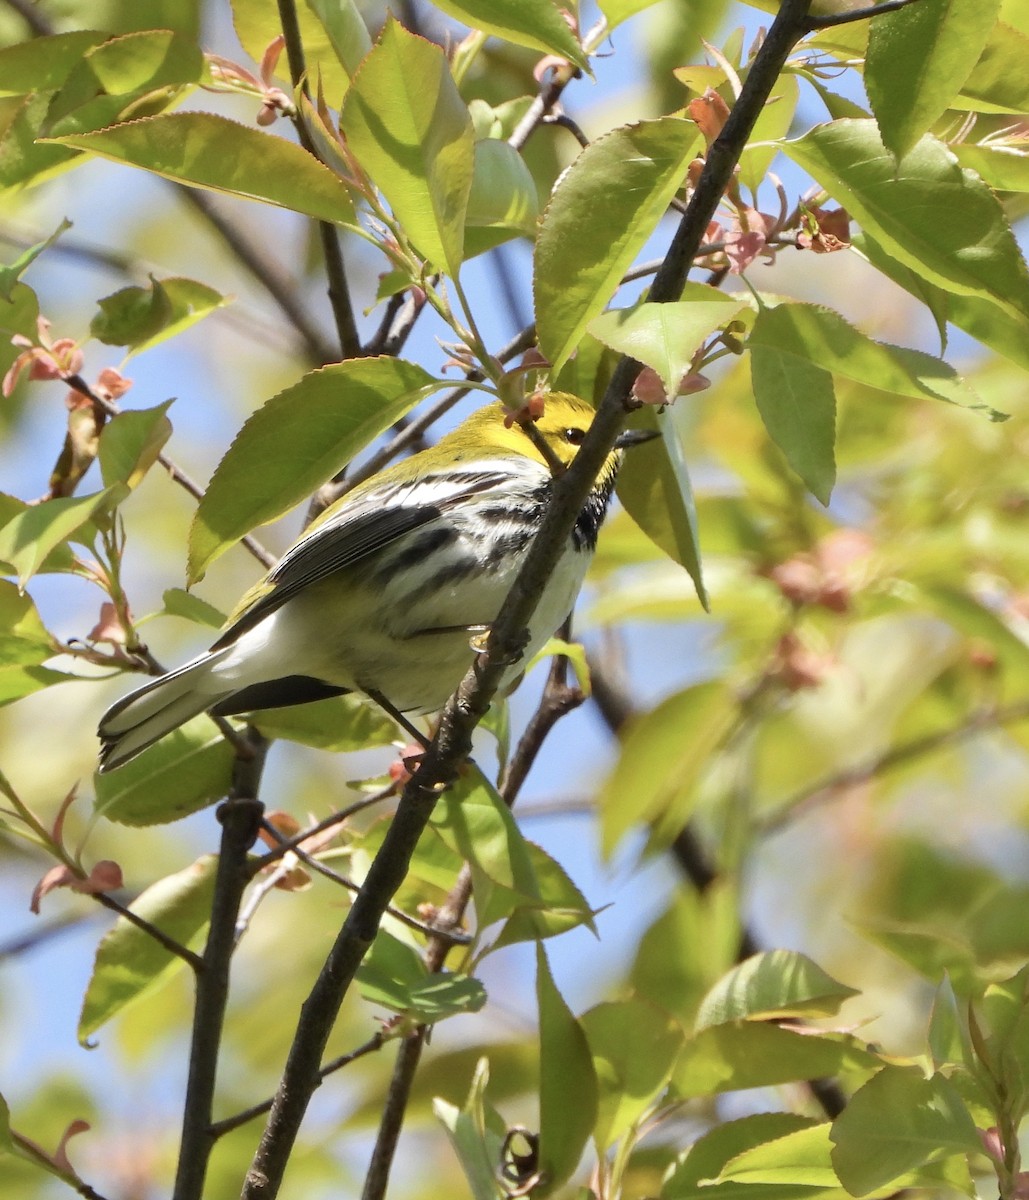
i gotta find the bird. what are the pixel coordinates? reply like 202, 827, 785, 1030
97, 393, 654, 771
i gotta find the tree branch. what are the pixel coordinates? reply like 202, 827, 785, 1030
171, 732, 267, 1200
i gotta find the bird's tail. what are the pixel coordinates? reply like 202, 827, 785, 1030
97, 651, 231, 773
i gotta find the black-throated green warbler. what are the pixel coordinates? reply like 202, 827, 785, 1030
98, 394, 652, 771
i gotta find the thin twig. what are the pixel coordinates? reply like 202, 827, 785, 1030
93, 892, 204, 971
63, 374, 277, 571
245, 787, 395, 876
806, 0, 924, 29
171, 732, 268, 1200
276, 0, 361, 359
208, 1032, 387, 1140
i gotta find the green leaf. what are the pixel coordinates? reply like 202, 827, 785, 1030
78, 855, 217, 1043
672, 1023, 879, 1099
784, 120, 1029, 325
746, 301, 1000, 418
464, 138, 539, 252
434, 1060, 508, 1200
830, 1068, 981, 1194
631, 887, 740, 1026
750, 339, 836, 505
0, 283, 40, 384
98, 402, 174, 490
598, 0, 667, 30
430, 766, 540, 928
432, 0, 588, 70
187, 356, 436, 582
856, 231, 1029, 373
93, 716, 234, 825
0, 487, 126, 588
589, 298, 746, 399
663, 1113, 822, 1199
738, 71, 799, 195
91, 276, 226, 353
0, 663, 70, 705
866, 0, 1001, 160
536, 945, 598, 1194
696, 951, 859, 1029
341, 18, 474, 274
60, 29, 203, 100
616, 405, 708, 609
951, 142, 1029, 193
581, 998, 684, 1149
534, 117, 701, 373
600, 681, 735, 857
955, 20, 1029, 113
159, 587, 226, 630
0, 92, 81, 194
357, 929, 438, 1017
0, 218, 71, 302
47, 114, 357, 226
717, 1122, 837, 1187
251, 694, 396, 751
0, 580, 56, 664
0, 30, 107, 96
306, 0, 373, 82
491, 840, 596, 948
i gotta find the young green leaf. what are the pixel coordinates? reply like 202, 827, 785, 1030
534, 117, 701, 373
672, 1022, 879, 1099
47, 113, 357, 227
98, 402, 174, 490
663, 1113, 820, 1199
830, 1068, 981, 1194
187, 357, 437, 582
581, 998, 684, 1149
784, 120, 1029, 324
589, 298, 745, 399
616, 406, 709, 608
696, 951, 859, 1029
600, 681, 735, 857
716, 1121, 837, 1187
0, 487, 126, 588
78, 855, 217, 1043
306, 0, 372, 81
0, 580, 56, 664
434, 1060, 508, 1200
432, 0, 588, 70
746, 301, 998, 417
341, 18, 474, 275
866, 0, 1001, 160
464, 138, 539, 256
536, 945, 598, 1194
91, 277, 226, 354
0, 30, 107, 96
251, 694, 395, 751
0, 219, 71, 303
93, 716, 234, 825
750, 339, 836, 505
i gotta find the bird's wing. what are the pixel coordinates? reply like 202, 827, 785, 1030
211, 469, 510, 648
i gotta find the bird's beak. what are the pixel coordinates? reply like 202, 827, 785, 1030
614, 427, 660, 449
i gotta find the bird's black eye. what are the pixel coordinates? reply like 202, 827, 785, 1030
564, 427, 586, 445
